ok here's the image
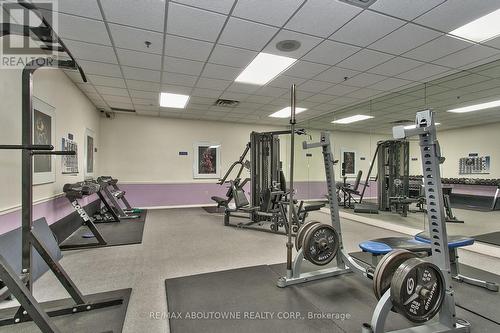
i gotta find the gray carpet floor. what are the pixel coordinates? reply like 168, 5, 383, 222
1, 207, 499, 333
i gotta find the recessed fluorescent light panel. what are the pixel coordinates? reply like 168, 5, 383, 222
332, 114, 374, 124
448, 99, 500, 113
269, 107, 307, 118
159, 92, 189, 108
449, 8, 500, 42
235, 52, 297, 85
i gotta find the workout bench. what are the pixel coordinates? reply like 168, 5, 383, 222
359, 232, 499, 292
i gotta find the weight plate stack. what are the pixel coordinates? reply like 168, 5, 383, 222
302, 223, 340, 266
295, 220, 320, 251
391, 258, 445, 323
373, 249, 418, 300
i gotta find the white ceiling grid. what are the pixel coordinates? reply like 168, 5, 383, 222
39, 0, 500, 128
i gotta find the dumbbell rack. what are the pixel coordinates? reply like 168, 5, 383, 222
368, 110, 469, 333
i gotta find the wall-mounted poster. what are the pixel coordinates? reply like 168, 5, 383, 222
84, 128, 95, 179
33, 97, 56, 185
61, 134, 78, 174
341, 149, 356, 177
193, 142, 220, 179
459, 154, 490, 174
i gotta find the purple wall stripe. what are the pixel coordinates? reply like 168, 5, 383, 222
0, 194, 98, 235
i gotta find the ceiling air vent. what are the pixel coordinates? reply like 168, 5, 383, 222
214, 99, 240, 107
339, 0, 378, 8
110, 107, 136, 113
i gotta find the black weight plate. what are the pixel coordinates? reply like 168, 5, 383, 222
373, 249, 418, 300
295, 220, 320, 251
391, 258, 445, 323
303, 223, 339, 266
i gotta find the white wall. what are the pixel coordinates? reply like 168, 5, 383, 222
99, 113, 388, 184
409, 122, 500, 178
0, 68, 100, 212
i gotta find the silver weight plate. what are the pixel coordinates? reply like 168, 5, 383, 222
303, 223, 340, 266
373, 249, 418, 300
295, 220, 320, 251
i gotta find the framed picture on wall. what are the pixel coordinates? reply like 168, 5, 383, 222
84, 128, 95, 179
33, 97, 56, 185
193, 142, 221, 179
341, 149, 357, 177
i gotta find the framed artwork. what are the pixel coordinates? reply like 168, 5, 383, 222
341, 149, 356, 177
61, 134, 78, 174
84, 128, 95, 179
193, 142, 220, 179
33, 97, 55, 185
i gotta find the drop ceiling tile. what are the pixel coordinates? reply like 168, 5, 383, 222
161, 84, 194, 95
329, 96, 361, 105
192, 87, 223, 98
102, 95, 132, 104
233, 0, 304, 26
282, 60, 329, 79
122, 66, 161, 82
368, 0, 445, 21
136, 110, 160, 116
163, 56, 204, 76
256, 86, 289, 97
322, 84, 359, 96
303, 40, 361, 66
171, 0, 235, 14
77, 83, 98, 94
51, 0, 103, 19
396, 64, 450, 81
415, 0, 500, 32
96, 86, 130, 97
63, 40, 117, 63
285, 0, 362, 38
78, 60, 123, 78
331, 11, 405, 47
369, 77, 414, 91
244, 95, 275, 104
126, 79, 160, 91
305, 94, 336, 103
346, 88, 385, 99
196, 77, 232, 90
368, 57, 423, 76
337, 49, 394, 71
218, 17, 278, 51
109, 24, 164, 54
404, 35, 472, 62
298, 80, 333, 93
227, 82, 261, 94
202, 63, 241, 80
167, 3, 226, 42
369, 24, 442, 55
263, 30, 322, 59
268, 75, 306, 88
107, 102, 134, 109
209, 44, 258, 67
129, 90, 159, 99
100, 0, 166, 32
314, 66, 361, 84
116, 49, 162, 70
220, 92, 250, 100
433, 46, 500, 68
132, 97, 158, 106
344, 73, 387, 87
164, 35, 214, 62
88, 75, 126, 88
64, 71, 86, 84
162, 72, 198, 86
57, 13, 111, 45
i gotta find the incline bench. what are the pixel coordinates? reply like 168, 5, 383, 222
359, 232, 499, 292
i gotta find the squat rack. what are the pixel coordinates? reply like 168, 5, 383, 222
0, 2, 126, 332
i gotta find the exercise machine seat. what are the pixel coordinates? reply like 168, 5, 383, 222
359, 237, 430, 255
414, 231, 474, 248
211, 196, 228, 207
